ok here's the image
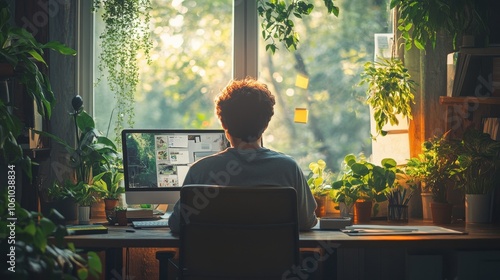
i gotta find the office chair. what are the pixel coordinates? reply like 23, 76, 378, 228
156, 185, 301, 280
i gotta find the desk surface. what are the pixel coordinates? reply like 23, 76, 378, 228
65, 220, 500, 250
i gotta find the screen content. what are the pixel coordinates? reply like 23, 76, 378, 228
122, 129, 229, 189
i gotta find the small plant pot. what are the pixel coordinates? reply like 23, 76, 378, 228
465, 194, 492, 224
314, 196, 327, 218
430, 202, 453, 224
116, 210, 128, 226
78, 206, 91, 225
354, 200, 372, 224
104, 199, 119, 210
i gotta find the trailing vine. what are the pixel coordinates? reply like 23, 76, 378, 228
92, 0, 152, 141
258, 0, 339, 53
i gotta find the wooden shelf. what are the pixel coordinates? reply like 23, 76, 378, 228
439, 96, 500, 105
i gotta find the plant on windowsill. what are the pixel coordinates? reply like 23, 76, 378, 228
92, 0, 152, 141
449, 128, 500, 223
0, 0, 76, 180
359, 56, 416, 138
307, 159, 333, 217
331, 153, 397, 223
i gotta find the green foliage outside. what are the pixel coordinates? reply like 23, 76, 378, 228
94, 0, 391, 172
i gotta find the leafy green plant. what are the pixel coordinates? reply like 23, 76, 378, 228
390, 0, 489, 50
359, 57, 416, 137
332, 154, 397, 210
94, 168, 125, 200
92, 0, 152, 140
36, 96, 121, 205
307, 159, 333, 197
257, 0, 339, 53
405, 132, 457, 203
0, 189, 102, 279
0, 0, 75, 179
450, 128, 500, 195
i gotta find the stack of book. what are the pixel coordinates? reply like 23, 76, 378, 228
126, 208, 154, 219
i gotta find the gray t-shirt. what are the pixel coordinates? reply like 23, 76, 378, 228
168, 147, 317, 233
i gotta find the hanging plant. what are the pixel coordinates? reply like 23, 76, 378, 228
257, 0, 339, 53
92, 0, 152, 140
359, 57, 416, 138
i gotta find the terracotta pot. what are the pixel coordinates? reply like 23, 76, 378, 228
314, 196, 327, 217
430, 202, 453, 224
104, 198, 119, 210
354, 200, 372, 224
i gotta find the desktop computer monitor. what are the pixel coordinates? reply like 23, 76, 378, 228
121, 129, 229, 208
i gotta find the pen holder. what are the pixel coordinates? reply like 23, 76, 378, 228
388, 204, 408, 223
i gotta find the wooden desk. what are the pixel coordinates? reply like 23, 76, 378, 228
65, 221, 500, 280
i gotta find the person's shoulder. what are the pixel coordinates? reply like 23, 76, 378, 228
261, 148, 299, 164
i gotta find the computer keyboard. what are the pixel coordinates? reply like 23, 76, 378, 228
132, 219, 169, 229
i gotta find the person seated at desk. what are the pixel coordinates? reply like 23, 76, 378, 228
168, 78, 317, 233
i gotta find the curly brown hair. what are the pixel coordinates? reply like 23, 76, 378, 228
215, 78, 276, 143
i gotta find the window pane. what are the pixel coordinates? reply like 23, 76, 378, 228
94, 0, 233, 141
258, 0, 392, 171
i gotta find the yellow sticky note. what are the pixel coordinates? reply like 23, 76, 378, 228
294, 108, 308, 124
295, 74, 309, 89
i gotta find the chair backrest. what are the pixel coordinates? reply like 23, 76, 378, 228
178, 185, 300, 280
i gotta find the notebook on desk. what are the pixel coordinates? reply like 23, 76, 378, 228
66, 224, 108, 235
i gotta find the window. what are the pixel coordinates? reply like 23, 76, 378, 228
91, 0, 392, 172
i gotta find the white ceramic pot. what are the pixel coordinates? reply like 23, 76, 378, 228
465, 194, 492, 224
78, 206, 91, 225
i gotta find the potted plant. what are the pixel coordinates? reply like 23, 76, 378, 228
36, 95, 121, 224
450, 128, 500, 223
307, 159, 333, 217
94, 165, 125, 224
115, 206, 128, 226
0, 0, 76, 180
359, 57, 416, 138
406, 132, 457, 224
68, 181, 99, 225
332, 154, 397, 223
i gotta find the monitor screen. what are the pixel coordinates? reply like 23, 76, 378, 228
121, 129, 229, 206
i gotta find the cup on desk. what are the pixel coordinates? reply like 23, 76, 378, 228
388, 204, 408, 223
